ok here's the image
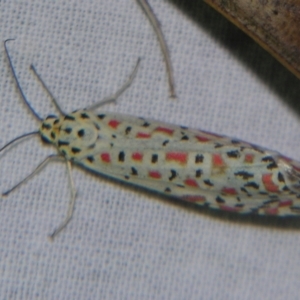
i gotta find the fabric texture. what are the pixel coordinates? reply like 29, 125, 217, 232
0, 1, 300, 299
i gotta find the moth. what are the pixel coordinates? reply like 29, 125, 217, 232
2, 39, 300, 240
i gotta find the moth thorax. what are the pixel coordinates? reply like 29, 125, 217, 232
58, 120, 100, 149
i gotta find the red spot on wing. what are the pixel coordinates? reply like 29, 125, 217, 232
264, 207, 279, 215
222, 187, 237, 195
184, 178, 198, 187
219, 205, 242, 213
279, 199, 293, 207
136, 132, 151, 139
196, 135, 210, 142
244, 154, 254, 163
166, 152, 188, 164
154, 126, 174, 135
149, 171, 161, 179
212, 154, 225, 167
101, 153, 111, 163
132, 152, 143, 161
262, 173, 279, 193
181, 195, 206, 203
108, 119, 121, 129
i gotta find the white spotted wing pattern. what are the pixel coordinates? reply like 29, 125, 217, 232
41, 110, 300, 216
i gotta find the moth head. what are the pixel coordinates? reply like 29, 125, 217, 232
39, 115, 60, 144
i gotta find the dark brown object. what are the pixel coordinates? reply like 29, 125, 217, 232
203, 0, 300, 80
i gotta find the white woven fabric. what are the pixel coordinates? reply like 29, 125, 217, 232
0, 1, 300, 299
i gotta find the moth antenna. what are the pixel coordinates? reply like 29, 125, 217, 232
30, 64, 66, 116
4, 39, 43, 121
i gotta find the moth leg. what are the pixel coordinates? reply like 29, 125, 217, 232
0, 131, 39, 153
2, 154, 63, 196
135, 0, 176, 98
87, 57, 141, 110
48, 160, 76, 241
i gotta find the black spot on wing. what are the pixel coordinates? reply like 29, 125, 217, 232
169, 170, 177, 181
267, 162, 278, 170
263, 199, 279, 206
262, 156, 278, 169
58, 140, 70, 147
181, 135, 189, 141
214, 143, 223, 148
234, 171, 254, 180
259, 191, 268, 195
93, 122, 100, 130
195, 169, 202, 178
195, 154, 204, 163
71, 147, 81, 154
216, 196, 225, 203
64, 115, 75, 121
98, 114, 106, 119
80, 113, 90, 119
204, 179, 214, 186
278, 172, 285, 182
64, 127, 72, 134
244, 182, 259, 189
151, 154, 158, 163
42, 123, 52, 130
78, 129, 85, 137
162, 140, 169, 146
131, 167, 138, 175
46, 115, 57, 120
282, 186, 289, 191
262, 156, 275, 162
125, 126, 132, 135
118, 151, 125, 162
176, 184, 185, 188
227, 150, 240, 158
240, 187, 251, 196
41, 135, 51, 144
87, 156, 94, 163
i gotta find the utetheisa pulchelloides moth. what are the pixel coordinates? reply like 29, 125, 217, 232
2, 37, 300, 239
